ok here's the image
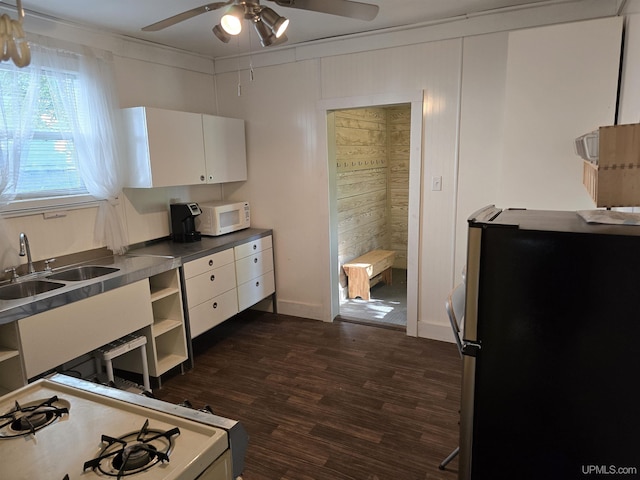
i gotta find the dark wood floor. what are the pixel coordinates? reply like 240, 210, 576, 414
154, 310, 462, 480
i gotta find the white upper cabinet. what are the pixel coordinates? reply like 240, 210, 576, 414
203, 114, 247, 183
123, 107, 247, 188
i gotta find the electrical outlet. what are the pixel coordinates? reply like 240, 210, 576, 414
431, 176, 442, 191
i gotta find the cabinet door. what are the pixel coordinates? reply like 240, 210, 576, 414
183, 248, 235, 279
189, 289, 239, 338
203, 115, 247, 184
124, 107, 206, 187
146, 108, 206, 186
237, 271, 275, 311
235, 248, 274, 285
19, 280, 153, 379
234, 235, 272, 260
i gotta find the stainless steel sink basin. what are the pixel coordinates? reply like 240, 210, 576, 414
47, 265, 120, 282
0, 280, 65, 300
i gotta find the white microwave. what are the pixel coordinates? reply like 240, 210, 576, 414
195, 201, 250, 236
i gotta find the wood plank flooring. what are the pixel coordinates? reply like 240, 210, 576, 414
154, 310, 462, 480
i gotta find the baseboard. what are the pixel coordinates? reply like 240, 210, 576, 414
277, 299, 327, 322
417, 320, 456, 343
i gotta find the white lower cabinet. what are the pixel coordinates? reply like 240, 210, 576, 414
19, 280, 153, 380
184, 248, 238, 339
183, 234, 275, 339
234, 235, 275, 311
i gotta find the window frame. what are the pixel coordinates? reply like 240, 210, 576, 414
0, 51, 98, 216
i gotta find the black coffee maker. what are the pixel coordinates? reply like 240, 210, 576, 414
170, 202, 202, 242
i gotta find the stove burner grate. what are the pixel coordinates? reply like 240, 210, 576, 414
0, 396, 69, 438
83, 419, 180, 478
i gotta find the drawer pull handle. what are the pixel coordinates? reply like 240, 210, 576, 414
210, 274, 215, 282
253, 244, 257, 250
254, 258, 258, 264
213, 302, 218, 309
256, 281, 260, 287
209, 259, 213, 266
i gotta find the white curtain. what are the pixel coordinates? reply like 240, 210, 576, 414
75, 46, 129, 254
0, 49, 40, 265
0, 39, 129, 255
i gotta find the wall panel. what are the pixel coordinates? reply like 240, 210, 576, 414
335, 108, 389, 295
388, 105, 411, 268
498, 17, 622, 209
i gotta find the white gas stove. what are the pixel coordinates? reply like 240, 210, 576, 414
0, 374, 247, 480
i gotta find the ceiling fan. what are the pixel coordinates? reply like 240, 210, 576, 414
142, 0, 380, 47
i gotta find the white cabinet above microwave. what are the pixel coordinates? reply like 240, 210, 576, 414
122, 106, 247, 188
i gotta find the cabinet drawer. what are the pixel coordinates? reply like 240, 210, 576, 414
189, 288, 238, 338
185, 262, 236, 309
234, 235, 272, 260
183, 248, 234, 279
237, 271, 275, 311
235, 248, 274, 285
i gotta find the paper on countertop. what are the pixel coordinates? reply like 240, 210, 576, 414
577, 210, 640, 225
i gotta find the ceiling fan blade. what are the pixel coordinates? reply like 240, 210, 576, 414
271, 0, 379, 21
142, 2, 231, 32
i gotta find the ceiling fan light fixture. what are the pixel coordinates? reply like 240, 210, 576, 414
260, 7, 289, 39
212, 24, 231, 43
253, 19, 275, 47
220, 5, 244, 35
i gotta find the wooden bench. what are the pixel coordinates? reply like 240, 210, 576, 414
342, 250, 395, 300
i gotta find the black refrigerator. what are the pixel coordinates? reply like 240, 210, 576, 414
459, 206, 640, 480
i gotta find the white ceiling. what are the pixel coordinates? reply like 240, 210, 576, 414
4, 0, 582, 58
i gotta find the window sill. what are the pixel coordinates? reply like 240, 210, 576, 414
1, 195, 102, 219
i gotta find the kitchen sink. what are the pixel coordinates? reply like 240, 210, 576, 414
47, 265, 120, 282
0, 280, 65, 300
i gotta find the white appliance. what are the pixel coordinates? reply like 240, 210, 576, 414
196, 201, 250, 237
0, 374, 247, 479
574, 129, 599, 164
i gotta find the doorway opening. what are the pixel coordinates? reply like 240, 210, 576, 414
328, 104, 411, 329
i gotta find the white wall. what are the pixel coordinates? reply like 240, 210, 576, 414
214, 60, 330, 320
498, 17, 621, 209
455, 31, 509, 286
619, 1, 640, 124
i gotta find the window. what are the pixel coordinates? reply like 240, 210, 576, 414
1, 64, 88, 201
0, 49, 96, 210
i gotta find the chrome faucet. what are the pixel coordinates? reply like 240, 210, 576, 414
19, 232, 35, 274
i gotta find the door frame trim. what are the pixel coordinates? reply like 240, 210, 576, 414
319, 91, 424, 336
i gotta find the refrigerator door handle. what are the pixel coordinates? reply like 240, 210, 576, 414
461, 340, 481, 357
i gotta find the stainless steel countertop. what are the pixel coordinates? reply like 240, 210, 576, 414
127, 228, 272, 262
0, 227, 272, 325
0, 254, 181, 325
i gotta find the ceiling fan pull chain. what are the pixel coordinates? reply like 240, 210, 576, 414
236, 34, 242, 96
248, 27, 255, 82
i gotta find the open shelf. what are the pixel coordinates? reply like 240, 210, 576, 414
0, 323, 25, 392
156, 352, 188, 376
0, 347, 19, 363
150, 286, 178, 302
113, 268, 188, 382
152, 318, 182, 337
